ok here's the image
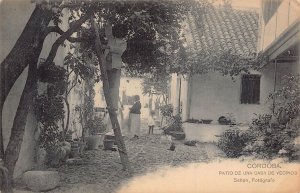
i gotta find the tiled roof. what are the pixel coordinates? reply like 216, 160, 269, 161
185, 6, 259, 57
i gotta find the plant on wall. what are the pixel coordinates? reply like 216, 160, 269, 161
36, 52, 97, 146
35, 92, 65, 150
35, 62, 66, 152
218, 74, 300, 160
158, 103, 174, 126
62, 52, 96, 139
76, 77, 97, 140
243, 74, 300, 160
269, 74, 300, 124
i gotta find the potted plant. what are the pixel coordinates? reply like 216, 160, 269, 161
159, 104, 173, 126
85, 117, 106, 150
162, 115, 186, 140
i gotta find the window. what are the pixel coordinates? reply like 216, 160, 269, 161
241, 74, 261, 104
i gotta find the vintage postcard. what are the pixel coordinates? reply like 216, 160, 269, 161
0, 0, 299, 193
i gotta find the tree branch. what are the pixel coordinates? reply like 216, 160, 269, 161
45, 13, 90, 64
44, 26, 64, 36
67, 75, 78, 96
67, 80, 78, 96
44, 26, 83, 43
67, 69, 74, 77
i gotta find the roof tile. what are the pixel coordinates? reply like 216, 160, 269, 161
186, 6, 259, 57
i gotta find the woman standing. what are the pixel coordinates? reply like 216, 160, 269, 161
129, 95, 141, 139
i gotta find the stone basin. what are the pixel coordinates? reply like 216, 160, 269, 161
23, 170, 60, 191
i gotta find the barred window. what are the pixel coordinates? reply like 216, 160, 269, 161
241, 74, 261, 104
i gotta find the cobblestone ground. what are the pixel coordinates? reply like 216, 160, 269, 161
15, 121, 226, 193
45, 134, 219, 193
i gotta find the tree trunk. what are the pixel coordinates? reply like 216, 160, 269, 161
0, 112, 4, 159
0, 4, 57, 159
92, 20, 132, 173
64, 97, 70, 139
79, 96, 85, 142
2, 61, 37, 193
162, 94, 168, 105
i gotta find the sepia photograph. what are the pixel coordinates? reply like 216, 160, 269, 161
0, 0, 299, 192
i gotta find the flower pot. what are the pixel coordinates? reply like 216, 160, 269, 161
171, 131, 186, 140
104, 132, 116, 145
70, 142, 80, 158
85, 134, 102, 150
65, 133, 73, 143
201, 119, 213, 124
103, 139, 115, 150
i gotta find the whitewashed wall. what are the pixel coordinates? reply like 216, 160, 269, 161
0, 0, 70, 177
188, 72, 269, 124
186, 60, 299, 124
1, 0, 38, 178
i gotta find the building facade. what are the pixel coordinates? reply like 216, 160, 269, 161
170, 0, 299, 124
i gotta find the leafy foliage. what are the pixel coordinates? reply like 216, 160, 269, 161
269, 74, 300, 124
81, 78, 97, 136
87, 117, 106, 135
34, 92, 64, 151
162, 114, 184, 135
64, 52, 97, 81
38, 61, 67, 83
142, 73, 169, 95
35, 50, 99, 148
185, 47, 267, 76
159, 104, 173, 118
35, 61, 66, 148
218, 74, 300, 160
68, 0, 211, 77
60, 50, 100, 138
242, 114, 300, 160
217, 128, 254, 158
142, 71, 170, 105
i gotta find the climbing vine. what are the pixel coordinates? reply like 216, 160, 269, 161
34, 63, 66, 152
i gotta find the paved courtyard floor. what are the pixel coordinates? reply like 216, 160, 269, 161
15, 121, 228, 193
15, 138, 226, 193
183, 123, 249, 143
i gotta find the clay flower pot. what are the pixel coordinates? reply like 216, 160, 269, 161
70, 142, 80, 158
103, 139, 115, 150
85, 134, 103, 150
